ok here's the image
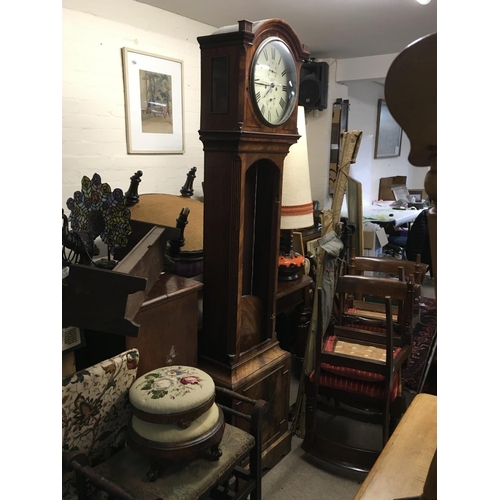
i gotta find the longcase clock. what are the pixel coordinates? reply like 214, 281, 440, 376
197, 19, 309, 469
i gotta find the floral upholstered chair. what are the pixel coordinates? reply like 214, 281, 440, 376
62, 348, 139, 499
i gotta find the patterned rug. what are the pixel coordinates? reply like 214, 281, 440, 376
404, 297, 437, 394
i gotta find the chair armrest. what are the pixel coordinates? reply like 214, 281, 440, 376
63, 451, 140, 500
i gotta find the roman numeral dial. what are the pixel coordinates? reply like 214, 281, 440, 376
250, 37, 298, 126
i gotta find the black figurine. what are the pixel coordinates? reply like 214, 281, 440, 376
180, 167, 197, 197
125, 170, 143, 206
167, 207, 190, 258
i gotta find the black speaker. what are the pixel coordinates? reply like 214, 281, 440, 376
299, 62, 329, 111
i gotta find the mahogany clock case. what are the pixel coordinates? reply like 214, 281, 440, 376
197, 19, 310, 470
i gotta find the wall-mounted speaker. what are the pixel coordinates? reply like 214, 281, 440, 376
299, 61, 329, 111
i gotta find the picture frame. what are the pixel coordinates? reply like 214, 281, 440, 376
306, 238, 321, 261
374, 99, 402, 159
122, 48, 184, 154
62, 326, 86, 354
408, 188, 426, 202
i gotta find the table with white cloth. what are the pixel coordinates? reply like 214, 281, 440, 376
361, 205, 423, 228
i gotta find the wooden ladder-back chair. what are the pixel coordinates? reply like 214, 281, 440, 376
337, 274, 420, 347
302, 286, 412, 472
346, 248, 425, 326
348, 248, 429, 285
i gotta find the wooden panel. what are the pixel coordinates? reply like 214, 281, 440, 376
347, 176, 364, 255
126, 273, 203, 377
63, 226, 171, 338
199, 345, 292, 470
113, 226, 169, 320
62, 352, 75, 378
378, 175, 407, 201
354, 393, 437, 500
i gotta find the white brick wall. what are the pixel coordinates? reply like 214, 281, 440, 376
62, 0, 214, 210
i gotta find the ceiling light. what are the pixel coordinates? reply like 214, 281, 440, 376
416, 0, 431, 4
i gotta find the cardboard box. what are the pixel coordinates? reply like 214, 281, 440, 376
363, 227, 388, 257
378, 175, 407, 200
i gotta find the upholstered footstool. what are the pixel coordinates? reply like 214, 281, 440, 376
128, 365, 224, 481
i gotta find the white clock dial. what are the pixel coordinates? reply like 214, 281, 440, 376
250, 38, 298, 126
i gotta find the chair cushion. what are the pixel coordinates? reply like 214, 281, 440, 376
344, 322, 387, 334
310, 368, 400, 401
129, 365, 215, 417
62, 348, 140, 466
131, 403, 220, 443
320, 335, 401, 382
346, 307, 398, 322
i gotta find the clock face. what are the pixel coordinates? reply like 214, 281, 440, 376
250, 37, 298, 126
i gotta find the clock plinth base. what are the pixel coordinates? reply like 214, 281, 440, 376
198, 341, 292, 470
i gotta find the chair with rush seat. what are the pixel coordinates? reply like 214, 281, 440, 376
337, 273, 420, 347
346, 249, 426, 327
302, 285, 412, 472
348, 248, 428, 285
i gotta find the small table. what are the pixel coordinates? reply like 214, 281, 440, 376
276, 273, 312, 315
362, 206, 423, 228
276, 273, 313, 361
353, 393, 437, 500
92, 423, 255, 500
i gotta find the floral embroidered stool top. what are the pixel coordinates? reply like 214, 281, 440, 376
128, 366, 224, 460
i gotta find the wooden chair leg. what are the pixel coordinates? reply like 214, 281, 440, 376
417, 330, 437, 394
303, 384, 317, 444
382, 398, 391, 445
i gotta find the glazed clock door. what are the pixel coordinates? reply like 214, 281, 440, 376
250, 37, 298, 126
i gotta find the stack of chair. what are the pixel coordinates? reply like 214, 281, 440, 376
347, 248, 429, 284
302, 274, 417, 472
345, 248, 427, 328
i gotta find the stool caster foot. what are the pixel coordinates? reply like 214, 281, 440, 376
146, 463, 160, 482
207, 444, 222, 461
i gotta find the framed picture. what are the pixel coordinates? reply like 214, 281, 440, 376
306, 238, 321, 261
122, 48, 184, 154
408, 188, 426, 201
62, 326, 86, 354
374, 99, 402, 159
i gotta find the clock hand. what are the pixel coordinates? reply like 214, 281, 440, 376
263, 82, 275, 98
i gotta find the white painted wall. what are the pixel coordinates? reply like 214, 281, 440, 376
336, 53, 398, 82
345, 80, 428, 204
295, 55, 429, 211
62, 0, 214, 210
